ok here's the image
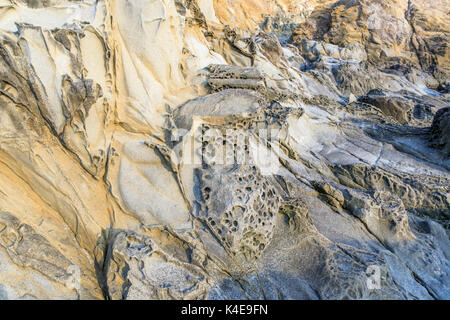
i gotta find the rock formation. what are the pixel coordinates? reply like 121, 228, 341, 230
0, 0, 448, 300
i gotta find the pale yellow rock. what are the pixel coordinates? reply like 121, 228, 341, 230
0, 0, 448, 301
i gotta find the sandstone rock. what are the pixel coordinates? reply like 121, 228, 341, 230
430, 107, 450, 157
358, 90, 416, 124
291, 0, 450, 87
0, 0, 448, 301
101, 229, 209, 300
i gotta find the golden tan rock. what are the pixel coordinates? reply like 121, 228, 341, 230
0, 0, 448, 300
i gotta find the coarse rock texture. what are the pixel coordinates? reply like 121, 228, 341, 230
0, 0, 448, 300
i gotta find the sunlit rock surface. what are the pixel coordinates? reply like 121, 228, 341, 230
0, 0, 448, 300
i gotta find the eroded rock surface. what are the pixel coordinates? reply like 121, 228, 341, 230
0, 0, 448, 300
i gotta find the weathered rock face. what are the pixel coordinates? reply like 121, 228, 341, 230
0, 0, 448, 300
430, 107, 450, 157
291, 0, 450, 86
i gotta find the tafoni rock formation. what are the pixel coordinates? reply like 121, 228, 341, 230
0, 0, 449, 300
